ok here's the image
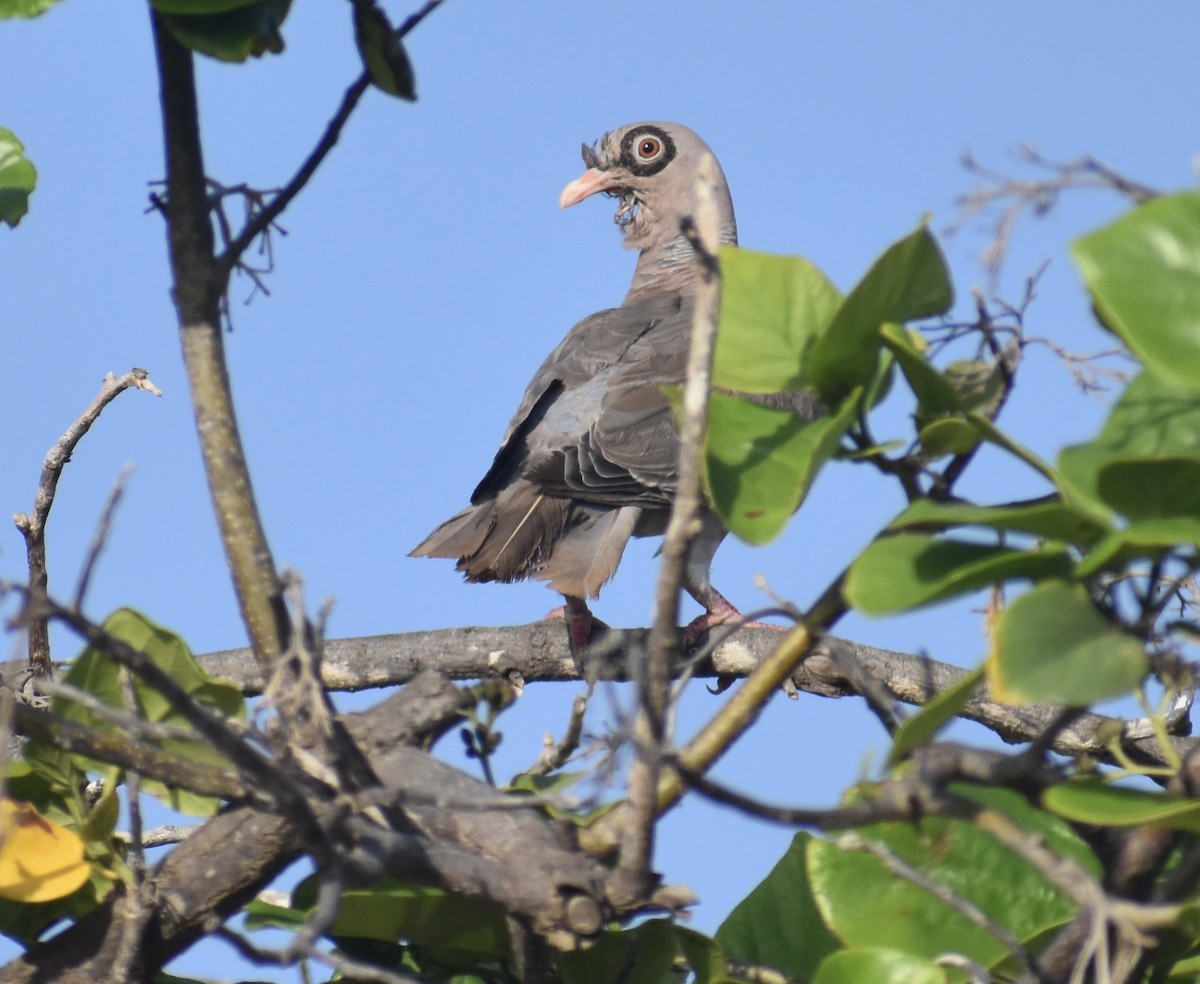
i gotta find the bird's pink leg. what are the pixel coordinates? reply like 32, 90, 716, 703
545, 595, 597, 653
683, 586, 784, 647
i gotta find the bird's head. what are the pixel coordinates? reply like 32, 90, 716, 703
559, 121, 737, 254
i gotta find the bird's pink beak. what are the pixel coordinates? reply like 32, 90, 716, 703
559, 168, 619, 209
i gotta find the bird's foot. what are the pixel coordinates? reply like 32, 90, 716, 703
546, 597, 607, 654
683, 594, 785, 648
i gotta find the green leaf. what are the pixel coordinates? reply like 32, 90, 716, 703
1059, 369, 1200, 520
887, 496, 1110, 546
243, 896, 309, 930
988, 580, 1147, 705
671, 925, 731, 984
918, 416, 980, 457
55, 608, 245, 814
879, 322, 962, 417
809, 225, 953, 401
844, 534, 1072, 615
713, 246, 842, 392
1097, 456, 1200, 520
716, 832, 840, 981
813, 948, 949, 984
887, 666, 983, 767
808, 792, 1082, 967
0, 128, 37, 228
557, 920, 687, 984
0, 0, 61, 17
952, 784, 1103, 876
1076, 516, 1200, 578
159, 0, 291, 61
291, 877, 510, 955
353, 0, 416, 100
505, 771, 583, 796
1043, 779, 1200, 835
703, 389, 858, 544
1072, 191, 1200, 389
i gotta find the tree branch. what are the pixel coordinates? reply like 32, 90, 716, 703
151, 10, 285, 664
217, 0, 446, 273
0, 672, 622, 982
12, 369, 161, 678
614, 156, 724, 906
195, 623, 1195, 769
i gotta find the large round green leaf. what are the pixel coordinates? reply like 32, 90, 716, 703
1072, 191, 1200, 390
716, 832, 839, 981
989, 580, 1146, 705
703, 388, 858, 545
1097, 456, 1200, 520
807, 793, 1081, 967
713, 246, 842, 393
1059, 369, 1200, 526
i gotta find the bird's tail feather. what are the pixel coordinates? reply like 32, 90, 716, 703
410, 482, 572, 585
538, 504, 640, 598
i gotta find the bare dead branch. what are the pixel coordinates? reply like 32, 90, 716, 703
948, 145, 1159, 288
526, 691, 588, 776
12, 369, 161, 678
72, 464, 134, 611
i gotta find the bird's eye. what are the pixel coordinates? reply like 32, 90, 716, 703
637, 137, 662, 161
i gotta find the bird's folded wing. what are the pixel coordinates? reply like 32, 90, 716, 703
473, 292, 691, 507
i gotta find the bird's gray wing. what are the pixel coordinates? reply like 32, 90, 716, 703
472, 291, 689, 506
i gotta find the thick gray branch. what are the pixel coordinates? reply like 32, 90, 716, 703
199, 624, 1195, 766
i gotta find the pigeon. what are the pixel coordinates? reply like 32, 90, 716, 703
411, 121, 748, 650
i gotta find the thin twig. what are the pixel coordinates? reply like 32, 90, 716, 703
218, 0, 447, 273
214, 925, 423, 984
29, 591, 319, 819
613, 155, 724, 906
948, 145, 1159, 288
114, 823, 199, 848
12, 369, 161, 678
526, 692, 588, 776
39, 676, 245, 746
73, 464, 134, 610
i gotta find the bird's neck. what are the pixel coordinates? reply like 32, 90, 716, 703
624, 224, 737, 303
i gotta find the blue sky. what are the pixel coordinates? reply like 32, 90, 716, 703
3, 2, 1199, 979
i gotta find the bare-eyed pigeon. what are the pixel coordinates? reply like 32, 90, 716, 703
411, 121, 747, 649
